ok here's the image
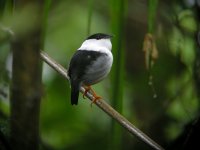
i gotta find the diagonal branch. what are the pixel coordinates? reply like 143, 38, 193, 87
40, 51, 165, 150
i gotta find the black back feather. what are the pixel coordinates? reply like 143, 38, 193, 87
68, 50, 104, 105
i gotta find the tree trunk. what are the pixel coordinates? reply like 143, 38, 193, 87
10, 1, 43, 150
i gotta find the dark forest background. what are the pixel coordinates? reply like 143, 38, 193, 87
0, 0, 200, 150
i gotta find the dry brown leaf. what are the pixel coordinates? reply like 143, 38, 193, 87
143, 33, 158, 70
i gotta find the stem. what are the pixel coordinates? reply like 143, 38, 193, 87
110, 0, 126, 148
40, 51, 165, 150
87, 0, 94, 36
148, 0, 159, 33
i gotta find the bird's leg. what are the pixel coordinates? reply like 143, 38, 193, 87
82, 85, 91, 99
82, 85, 101, 106
90, 88, 101, 107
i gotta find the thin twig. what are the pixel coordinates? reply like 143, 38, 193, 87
40, 51, 165, 150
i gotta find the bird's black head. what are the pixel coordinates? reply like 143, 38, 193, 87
87, 33, 113, 40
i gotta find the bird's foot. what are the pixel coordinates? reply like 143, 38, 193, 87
82, 85, 101, 106
83, 86, 91, 99
90, 95, 101, 107
90, 88, 101, 107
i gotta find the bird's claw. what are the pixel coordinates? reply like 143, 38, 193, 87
90, 96, 101, 107
83, 86, 91, 99
82, 85, 102, 107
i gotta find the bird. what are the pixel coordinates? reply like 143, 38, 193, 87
68, 33, 113, 105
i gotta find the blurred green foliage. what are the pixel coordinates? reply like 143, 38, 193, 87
0, 0, 200, 150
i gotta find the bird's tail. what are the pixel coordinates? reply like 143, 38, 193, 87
71, 81, 80, 105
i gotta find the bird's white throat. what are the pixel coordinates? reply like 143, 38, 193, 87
78, 39, 112, 52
